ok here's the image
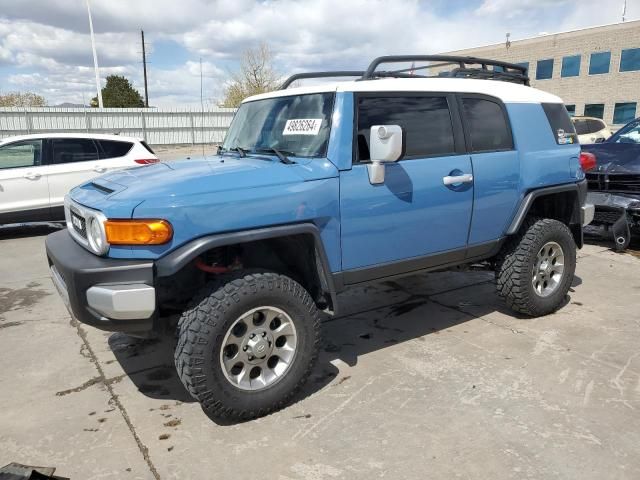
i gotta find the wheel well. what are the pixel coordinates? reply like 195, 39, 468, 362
522, 191, 582, 247
158, 234, 333, 313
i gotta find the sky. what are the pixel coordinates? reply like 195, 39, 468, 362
0, 0, 638, 107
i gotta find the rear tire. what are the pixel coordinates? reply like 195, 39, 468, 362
174, 271, 321, 420
496, 218, 576, 317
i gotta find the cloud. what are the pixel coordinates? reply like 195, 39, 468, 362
0, 0, 638, 106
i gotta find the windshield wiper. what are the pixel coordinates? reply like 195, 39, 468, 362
218, 146, 247, 157
253, 147, 295, 164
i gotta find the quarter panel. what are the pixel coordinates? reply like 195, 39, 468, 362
468, 150, 519, 244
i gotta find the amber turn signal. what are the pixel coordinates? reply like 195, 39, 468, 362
104, 219, 173, 245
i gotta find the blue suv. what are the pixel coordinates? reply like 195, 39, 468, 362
46, 56, 594, 420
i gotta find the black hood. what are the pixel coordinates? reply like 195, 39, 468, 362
583, 143, 640, 175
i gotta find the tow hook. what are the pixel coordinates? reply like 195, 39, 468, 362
611, 212, 631, 251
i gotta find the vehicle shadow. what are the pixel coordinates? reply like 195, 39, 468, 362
108, 269, 578, 425
0, 223, 64, 240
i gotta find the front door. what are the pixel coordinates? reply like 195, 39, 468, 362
0, 139, 49, 223
339, 94, 474, 280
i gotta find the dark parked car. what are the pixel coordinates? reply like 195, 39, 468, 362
583, 117, 640, 249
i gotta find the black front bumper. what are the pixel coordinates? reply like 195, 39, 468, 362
587, 191, 640, 249
45, 230, 156, 333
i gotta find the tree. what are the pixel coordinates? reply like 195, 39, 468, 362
91, 75, 144, 108
221, 43, 280, 107
0, 91, 47, 107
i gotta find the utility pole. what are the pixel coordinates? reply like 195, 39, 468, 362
141, 30, 149, 107
86, 0, 103, 108
622, 0, 627, 22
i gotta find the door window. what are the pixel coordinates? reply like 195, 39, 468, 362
0, 140, 42, 169
461, 98, 513, 152
98, 140, 133, 159
356, 95, 455, 161
50, 138, 99, 164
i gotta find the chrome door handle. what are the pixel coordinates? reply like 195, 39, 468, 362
24, 172, 41, 180
443, 174, 473, 186
94, 166, 107, 173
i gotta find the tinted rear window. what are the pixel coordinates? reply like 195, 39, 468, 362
542, 103, 577, 145
461, 98, 513, 152
98, 140, 133, 158
50, 138, 99, 164
357, 96, 455, 160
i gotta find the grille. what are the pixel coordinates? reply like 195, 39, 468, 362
70, 209, 87, 239
586, 172, 640, 193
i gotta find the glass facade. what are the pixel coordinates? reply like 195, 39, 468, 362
613, 102, 637, 124
565, 105, 576, 117
620, 48, 640, 72
536, 59, 554, 80
584, 104, 605, 119
589, 52, 611, 75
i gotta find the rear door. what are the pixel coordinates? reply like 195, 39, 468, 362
0, 139, 50, 223
339, 93, 474, 279
44, 137, 103, 209
460, 95, 519, 245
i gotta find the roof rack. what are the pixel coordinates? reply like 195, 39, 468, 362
280, 71, 365, 89
279, 55, 529, 89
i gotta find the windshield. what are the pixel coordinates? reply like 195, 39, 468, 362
222, 92, 335, 158
609, 119, 640, 144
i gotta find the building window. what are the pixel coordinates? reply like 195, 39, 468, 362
584, 103, 605, 119
589, 52, 611, 75
515, 62, 529, 75
561, 55, 581, 77
536, 59, 554, 80
613, 102, 637, 124
565, 105, 576, 117
620, 48, 640, 72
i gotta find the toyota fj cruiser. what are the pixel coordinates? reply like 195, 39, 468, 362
46, 55, 594, 420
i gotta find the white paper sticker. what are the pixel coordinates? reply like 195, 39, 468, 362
283, 118, 323, 136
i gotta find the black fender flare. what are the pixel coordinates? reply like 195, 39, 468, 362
506, 180, 587, 235
506, 180, 586, 247
154, 223, 338, 313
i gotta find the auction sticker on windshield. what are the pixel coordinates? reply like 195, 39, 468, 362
283, 119, 322, 136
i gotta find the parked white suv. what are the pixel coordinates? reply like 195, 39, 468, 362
0, 133, 158, 225
572, 116, 612, 144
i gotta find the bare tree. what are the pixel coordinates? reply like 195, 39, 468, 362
0, 91, 47, 107
222, 43, 280, 107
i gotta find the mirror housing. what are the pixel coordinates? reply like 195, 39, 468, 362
367, 125, 403, 185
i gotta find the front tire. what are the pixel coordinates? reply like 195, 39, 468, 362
174, 272, 321, 420
496, 218, 576, 317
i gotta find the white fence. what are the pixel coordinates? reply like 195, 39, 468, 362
0, 107, 237, 145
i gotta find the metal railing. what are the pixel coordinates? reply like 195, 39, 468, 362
0, 107, 237, 145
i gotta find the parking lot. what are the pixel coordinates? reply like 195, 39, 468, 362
0, 226, 638, 479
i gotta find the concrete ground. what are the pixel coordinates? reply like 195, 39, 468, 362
1, 227, 639, 479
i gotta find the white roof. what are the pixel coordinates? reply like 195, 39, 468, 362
0, 132, 143, 145
245, 77, 563, 104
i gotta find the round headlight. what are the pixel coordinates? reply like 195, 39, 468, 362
87, 216, 107, 255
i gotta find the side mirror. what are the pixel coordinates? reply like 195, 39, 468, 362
367, 125, 403, 185
594, 137, 605, 143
